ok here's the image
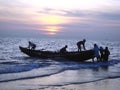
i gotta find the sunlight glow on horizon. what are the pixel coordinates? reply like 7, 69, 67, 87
35, 14, 69, 35
42, 26, 62, 35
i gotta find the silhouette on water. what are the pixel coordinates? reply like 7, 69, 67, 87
60, 45, 68, 53
99, 46, 104, 61
24, 40, 110, 62
77, 39, 86, 52
104, 47, 110, 61
92, 44, 100, 62
92, 44, 110, 62
28, 41, 36, 50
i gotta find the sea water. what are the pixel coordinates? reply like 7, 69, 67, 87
0, 37, 120, 89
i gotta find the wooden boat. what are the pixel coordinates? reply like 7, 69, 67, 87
19, 46, 94, 62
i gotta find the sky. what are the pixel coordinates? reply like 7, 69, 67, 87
0, 0, 120, 40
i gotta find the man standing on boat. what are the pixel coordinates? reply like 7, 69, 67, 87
77, 39, 86, 52
28, 41, 36, 50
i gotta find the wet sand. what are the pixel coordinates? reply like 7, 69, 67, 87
47, 78, 120, 90
0, 78, 120, 90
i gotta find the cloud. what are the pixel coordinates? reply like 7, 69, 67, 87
37, 8, 67, 16
96, 12, 120, 20
37, 8, 91, 17
37, 8, 120, 21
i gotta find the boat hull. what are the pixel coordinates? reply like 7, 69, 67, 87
19, 46, 94, 62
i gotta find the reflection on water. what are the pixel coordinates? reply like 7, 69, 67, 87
92, 66, 108, 72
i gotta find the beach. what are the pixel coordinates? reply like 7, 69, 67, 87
52, 78, 120, 90
0, 78, 120, 90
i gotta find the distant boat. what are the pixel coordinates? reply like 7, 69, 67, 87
19, 46, 94, 62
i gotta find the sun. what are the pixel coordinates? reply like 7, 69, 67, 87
39, 15, 68, 25
42, 16, 60, 24
36, 14, 68, 35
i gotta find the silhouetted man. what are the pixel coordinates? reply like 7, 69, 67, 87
103, 47, 110, 61
60, 45, 68, 53
99, 46, 104, 61
92, 44, 100, 62
28, 41, 36, 50
77, 39, 86, 52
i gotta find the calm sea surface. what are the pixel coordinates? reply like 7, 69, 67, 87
0, 37, 120, 88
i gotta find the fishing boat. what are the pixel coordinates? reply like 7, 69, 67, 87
19, 46, 94, 62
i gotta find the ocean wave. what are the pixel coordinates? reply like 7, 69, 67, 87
0, 63, 50, 74
0, 59, 119, 83
0, 59, 119, 74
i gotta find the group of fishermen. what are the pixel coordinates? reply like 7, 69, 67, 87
92, 43, 110, 62
59, 39, 110, 62
28, 39, 110, 62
